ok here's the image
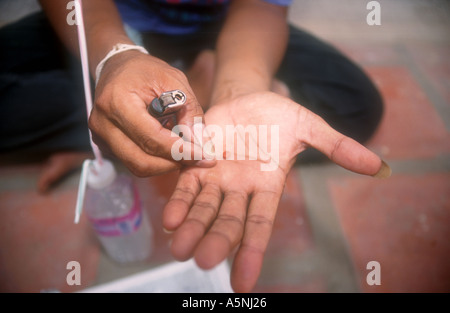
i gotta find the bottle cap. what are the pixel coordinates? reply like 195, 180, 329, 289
87, 159, 117, 190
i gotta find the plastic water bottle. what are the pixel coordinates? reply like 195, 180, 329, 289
84, 160, 153, 264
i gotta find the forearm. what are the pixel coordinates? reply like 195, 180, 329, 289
39, 0, 133, 75
211, 0, 289, 104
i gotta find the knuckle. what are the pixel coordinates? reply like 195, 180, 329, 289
94, 88, 112, 113
330, 137, 345, 163
87, 111, 101, 134
95, 86, 126, 118
126, 159, 154, 177
169, 196, 191, 208
216, 214, 244, 228
225, 190, 248, 202
185, 217, 207, 231
174, 186, 197, 199
169, 67, 187, 81
199, 187, 221, 200
193, 201, 217, 215
246, 214, 273, 228
240, 242, 265, 255
208, 230, 233, 246
140, 135, 162, 156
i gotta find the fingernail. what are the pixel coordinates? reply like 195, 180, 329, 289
163, 227, 174, 234
372, 160, 392, 179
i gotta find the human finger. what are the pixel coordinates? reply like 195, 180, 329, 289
170, 183, 222, 261
194, 190, 249, 270
90, 117, 179, 176
301, 112, 390, 178
162, 170, 201, 231
230, 189, 282, 293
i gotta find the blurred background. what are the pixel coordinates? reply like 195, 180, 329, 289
0, 0, 449, 292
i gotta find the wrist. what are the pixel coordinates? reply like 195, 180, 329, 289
87, 29, 134, 75
211, 78, 270, 106
210, 61, 272, 106
210, 81, 254, 106
94, 43, 149, 85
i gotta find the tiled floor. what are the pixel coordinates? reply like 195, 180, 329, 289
329, 173, 450, 292
1, 0, 449, 293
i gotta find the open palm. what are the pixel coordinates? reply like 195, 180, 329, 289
163, 91, 387, 292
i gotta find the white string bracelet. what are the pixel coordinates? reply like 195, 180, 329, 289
95, 43, 149, 86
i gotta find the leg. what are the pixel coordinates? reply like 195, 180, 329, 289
0, 13, 92, 191
276, 26, 383, 162
0, 12, 91, 154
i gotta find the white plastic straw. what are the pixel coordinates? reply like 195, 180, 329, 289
74, 0, 103, 164
74, 159, 92, 224
73, 0, 103, 223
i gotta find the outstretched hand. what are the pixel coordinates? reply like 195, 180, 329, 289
163, 91, 389, 292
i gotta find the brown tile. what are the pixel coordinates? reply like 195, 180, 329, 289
406, 43, 450, 104
0, 188, 100, 292
253, 278, 327, 293
365, 66, 450, 159
266, 170, 313, 256
328, 173, 450, 292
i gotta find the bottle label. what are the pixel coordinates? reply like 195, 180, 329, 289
89, 185, 143, 237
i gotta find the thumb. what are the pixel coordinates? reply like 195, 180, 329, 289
300, 113, 391, 178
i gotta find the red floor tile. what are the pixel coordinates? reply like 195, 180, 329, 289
266, 170, 313, 256
0, 188, 100, 292
253, 278, 327, 293
365, 66, 450, 159
328, 173, 450, 292
406, 43, 450, 104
